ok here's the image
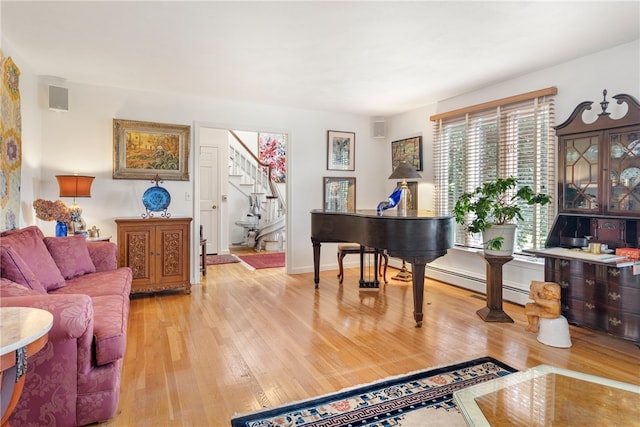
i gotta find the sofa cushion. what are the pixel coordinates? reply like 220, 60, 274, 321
44, 235, 96, 280
0, 226, 66, 291
0, 245, 47, 294
91, 294, 129, 366
52, 268, 132, 298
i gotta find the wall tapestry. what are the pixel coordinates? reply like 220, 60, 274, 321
258, 132, 286, 183
0, 50, 22, 231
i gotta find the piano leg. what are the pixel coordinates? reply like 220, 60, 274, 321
411, 261, 426, 328
312, 239, 321, 287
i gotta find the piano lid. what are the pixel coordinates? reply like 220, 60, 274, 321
311, 208, 451, 220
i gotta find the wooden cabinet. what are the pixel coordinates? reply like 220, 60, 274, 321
538, 90, 640, 343
557, 91, 640, 217
543, 258, 640, 342
116, 217, 192, 294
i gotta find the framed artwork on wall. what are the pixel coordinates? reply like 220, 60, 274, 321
323, 177, 356, 212
258, 132, 287, 183
391, 136, 423, 172
113, 119, 190, 180
327, 130, 355, 171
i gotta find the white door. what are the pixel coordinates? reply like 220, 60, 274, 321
200, 145, 219, 254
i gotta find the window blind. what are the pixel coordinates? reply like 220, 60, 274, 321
432, 88, 556, 252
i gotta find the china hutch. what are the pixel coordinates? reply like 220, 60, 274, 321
535, 90, 640, 343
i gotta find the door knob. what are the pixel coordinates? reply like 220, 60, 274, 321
212, 204, 217, 209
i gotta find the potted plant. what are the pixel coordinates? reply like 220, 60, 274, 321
453, 176, 551, 255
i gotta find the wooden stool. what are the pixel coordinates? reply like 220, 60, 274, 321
200, 225, 207, 276
337, 244, 388, 284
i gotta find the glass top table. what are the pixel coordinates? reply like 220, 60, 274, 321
453, 365, 639, 426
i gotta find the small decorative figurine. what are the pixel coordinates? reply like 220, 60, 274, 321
376, 187, 403, 215
142, 174, 171, 218
525, 281, 561, 333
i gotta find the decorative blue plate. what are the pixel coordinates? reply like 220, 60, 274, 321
143, 185, 171, 212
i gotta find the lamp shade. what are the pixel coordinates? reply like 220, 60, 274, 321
56, 175, 94, 198
388, 161, 422, 180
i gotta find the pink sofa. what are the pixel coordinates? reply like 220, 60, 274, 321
0, 226, 132, 426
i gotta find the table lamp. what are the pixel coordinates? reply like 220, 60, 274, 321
388, 160, 421, 216
56, 175, 94, 234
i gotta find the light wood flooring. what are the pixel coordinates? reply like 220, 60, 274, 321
103, 257, 639, 426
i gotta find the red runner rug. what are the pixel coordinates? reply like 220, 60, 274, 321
206, 254, 240, 265
238, 252, 285, 269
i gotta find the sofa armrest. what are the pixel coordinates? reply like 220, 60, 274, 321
87, 241, 117, 272
1, 293, 98, 426
0, 294, 93, 341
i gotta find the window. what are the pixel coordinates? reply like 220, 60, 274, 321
431, 88, 557, 252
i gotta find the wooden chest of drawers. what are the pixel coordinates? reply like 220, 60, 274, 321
544, 257, 639, 342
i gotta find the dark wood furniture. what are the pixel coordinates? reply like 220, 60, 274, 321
311, 209, 454, 327
116, 217, 192, 294
200, 225, 207, 276
477, 255, 514, 323
337, 244, 388, 286
532, 90, 640, 343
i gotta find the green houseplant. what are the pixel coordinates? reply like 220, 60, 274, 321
453, 176, 551, 255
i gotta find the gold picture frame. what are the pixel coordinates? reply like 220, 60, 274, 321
397, 181, 418, 210
391, 136, 423, 171
113, 119, 190, 180
323, 177, 356, 212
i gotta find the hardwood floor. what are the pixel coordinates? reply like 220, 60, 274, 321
103, 260, 639, 426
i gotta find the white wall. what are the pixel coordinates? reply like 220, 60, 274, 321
6, 35, 638, 293
387, 40, 640, 304
6, 39, 391, 284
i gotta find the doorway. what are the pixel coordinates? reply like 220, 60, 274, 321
195, 124, 287, 269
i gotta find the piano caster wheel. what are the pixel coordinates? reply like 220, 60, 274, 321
415, 322, 422, 328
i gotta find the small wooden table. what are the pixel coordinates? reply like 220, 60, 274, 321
477, 254, 514, 323
1, 307, 53, 426
453, 365, 640, 426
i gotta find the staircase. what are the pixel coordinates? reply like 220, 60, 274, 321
228, 130, 286, 251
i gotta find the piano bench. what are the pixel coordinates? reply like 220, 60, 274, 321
337, 244, 388, 284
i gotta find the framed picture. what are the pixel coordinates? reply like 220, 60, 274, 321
397, 181, 418, 210
391, 136, 423, 172
323, 177, 356, 212
327, 130, 355, 171
258, 132, 287, 183
113, 119, 190, 180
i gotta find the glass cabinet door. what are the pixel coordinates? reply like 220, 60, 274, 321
561, 134, 600, 211
607, 128, 640, 214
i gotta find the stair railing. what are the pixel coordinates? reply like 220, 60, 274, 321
229, 130, 286, 213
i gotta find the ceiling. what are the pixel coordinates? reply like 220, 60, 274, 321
2, 1, 639, 117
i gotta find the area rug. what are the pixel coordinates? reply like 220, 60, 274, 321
206, 254, 240, 265
230, 357, 515, 427
238, 252, 285, 270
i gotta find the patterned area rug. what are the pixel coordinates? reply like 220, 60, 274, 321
238, 252, 285, 269
206, 254, 240, 265
230, 357, 516, 427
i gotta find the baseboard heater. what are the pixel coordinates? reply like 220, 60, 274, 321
425, 264, 529, 306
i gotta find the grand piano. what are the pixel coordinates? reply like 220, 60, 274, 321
311, 209, 454, 327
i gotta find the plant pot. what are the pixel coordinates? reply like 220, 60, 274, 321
483, 224, 516, 256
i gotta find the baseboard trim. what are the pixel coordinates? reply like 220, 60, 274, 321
426, 264, 529, 306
